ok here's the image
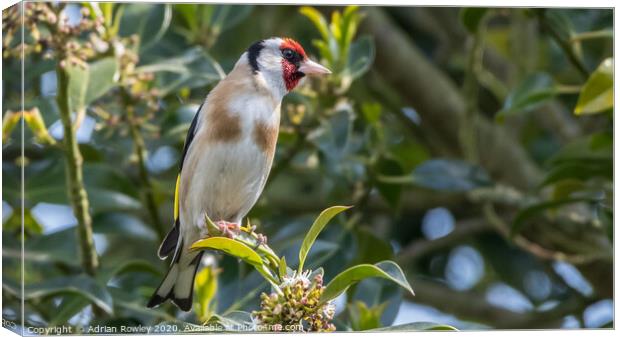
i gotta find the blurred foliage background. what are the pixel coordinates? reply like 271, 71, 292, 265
1, 2, 613, 331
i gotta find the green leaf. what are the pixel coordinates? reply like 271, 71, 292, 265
174, 4, 201, 31
98, 259, 161, 283
99, 3, 114, 27
575, 58, 613, 115
348, 301, 387, 331
497, 73, 556, 119
347, 35, 375, 80
511, 197, 594, 235
194, 266, 218, 321
330, 11, 342, 43
191, 237, 263, 267
4, 208, 43, 235
278, 256, 287, 279
361, 102, 381, 125
330, 108, 354, 153
389, 139, 429, 172
84, 57, 118, 105
341, 5, 361, 50
207, 311, 254, 331
540, 161, 612, 187
312, 39, 333, 66
142, 4, 172, 51
2, 110, 21, 143
109, 5, 125, 37
8, 228, 78, 266
551, 180, 585, 200
49, 295, 90, 325
300, 7, 330, 41
66, 62, 89, 114
88, 189, 142, 214
375, 156, 403, 208
138, 47, 224, 96
371, 322, 458, 331
460, 8, 489, 33
298, 205, 351, 272
108, 288, 179, 323
320, 261, 413, 304
190, 237, 277, 285
119, 4, 172, 52
411, 159, 492, 192
550, 132, 612, 164
23, 275, 114, 314
353, 227, 394, 265
23, 108, 55, 145
544, 9, 575, 41
211, 5, 253, 32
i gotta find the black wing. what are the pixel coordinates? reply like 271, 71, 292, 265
179, 101, 204, 171
157, 102, 204, 259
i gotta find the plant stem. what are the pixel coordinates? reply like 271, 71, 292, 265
554, 84, 582, 94
376, 174, 414, 185
482, 203, 611, 265
123, 93, 166, 240
56, 63, 99, 276
569, 29, 613, 43
537, 11, 589, 79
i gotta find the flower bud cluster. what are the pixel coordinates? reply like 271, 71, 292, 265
116, 36, 159, 115
3, 3, 102, 60
252, 271, 336, 332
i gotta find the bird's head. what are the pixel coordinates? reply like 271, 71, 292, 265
246, 37, 331, 95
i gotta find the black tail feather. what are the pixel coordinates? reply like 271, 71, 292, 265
146, 291, 171, 309
147, 251, 204, 312
171, 251, 204, 312
158, 220, 180, 259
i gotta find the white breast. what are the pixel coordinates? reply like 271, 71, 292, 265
180, 91, 280, 238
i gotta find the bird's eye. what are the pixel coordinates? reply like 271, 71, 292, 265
282, 49, 294, 60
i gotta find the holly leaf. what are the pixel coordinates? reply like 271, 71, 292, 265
298, 206, 351, 272
320, 261, 413, 304
575, 58, 613, 115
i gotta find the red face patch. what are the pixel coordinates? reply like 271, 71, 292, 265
282, 61, 303, 91
280, 38, 307, 91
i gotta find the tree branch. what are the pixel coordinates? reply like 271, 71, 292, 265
123, 90, 167, 241
56, 62, 99, 276
409, 278, 592, 329
482, 203, 610, 265
397, 218, 492, 264
460, 14, 487, 163
360, 8, 542, 190
387, 8, 583, 145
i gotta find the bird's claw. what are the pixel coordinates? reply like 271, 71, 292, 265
216, 220, 240, 238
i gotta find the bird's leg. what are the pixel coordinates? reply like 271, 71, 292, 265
215, 220, 241, 238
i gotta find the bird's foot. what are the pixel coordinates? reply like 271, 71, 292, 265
215, 221, 241, 238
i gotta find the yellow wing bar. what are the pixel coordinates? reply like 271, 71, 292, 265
174, 174, 181, 221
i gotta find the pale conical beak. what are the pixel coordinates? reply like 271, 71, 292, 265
298, 59, 331, 76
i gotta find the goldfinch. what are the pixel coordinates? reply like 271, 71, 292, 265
147, 37, 331, 311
